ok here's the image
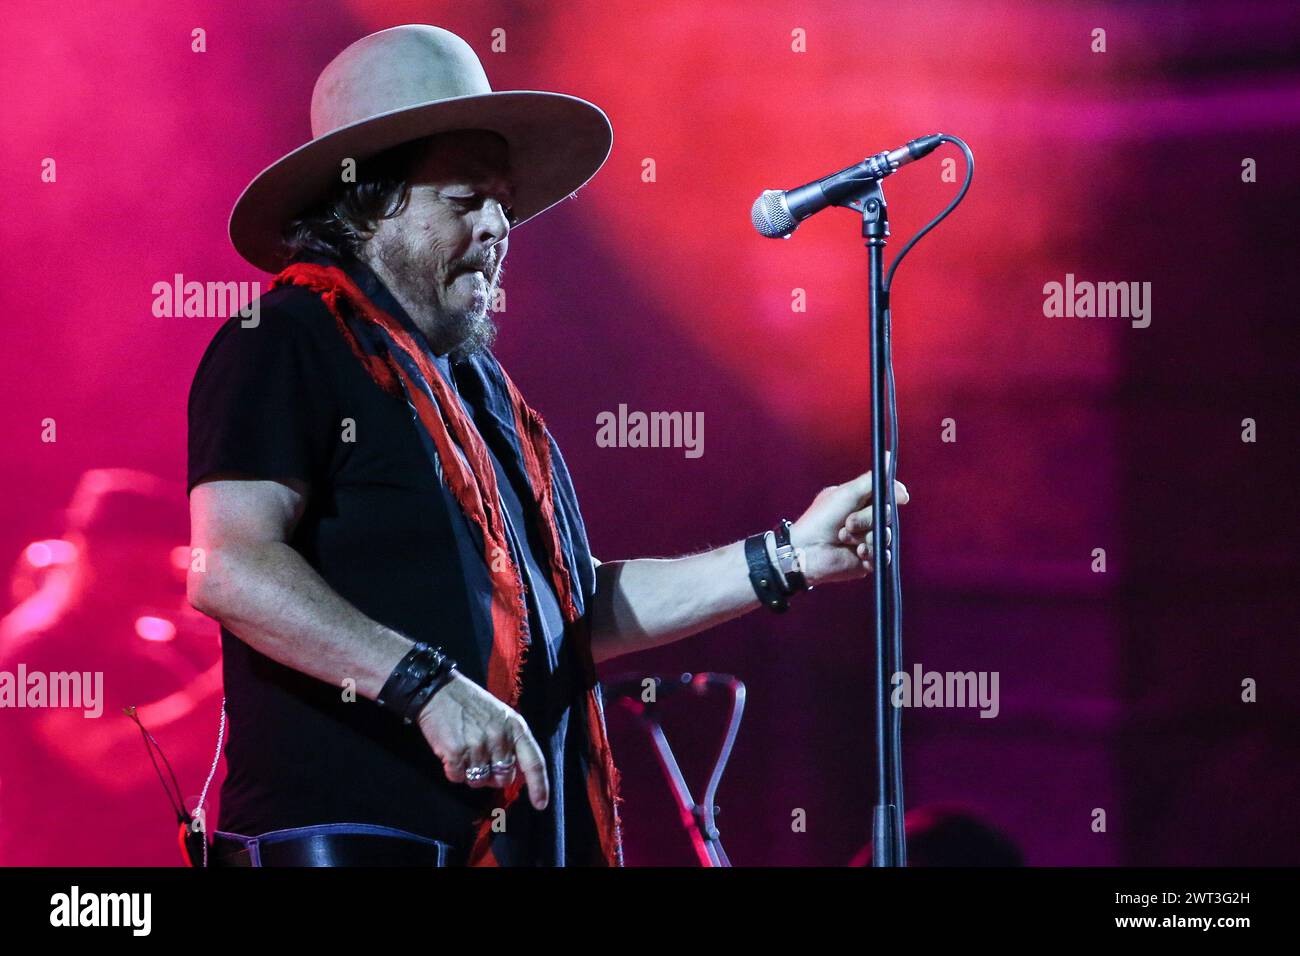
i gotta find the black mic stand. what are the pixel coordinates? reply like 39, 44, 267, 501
844, 179, 906, 866
760, 132, 971, 867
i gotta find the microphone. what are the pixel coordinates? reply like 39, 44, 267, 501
750, 133, 945, 238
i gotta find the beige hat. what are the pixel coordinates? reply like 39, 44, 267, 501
229, 24, 613, 273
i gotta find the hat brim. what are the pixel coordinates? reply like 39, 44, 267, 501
229, 90, 613, 273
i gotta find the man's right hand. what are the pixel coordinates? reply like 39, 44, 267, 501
416, 673, 550, 810
189, 478, 550, 810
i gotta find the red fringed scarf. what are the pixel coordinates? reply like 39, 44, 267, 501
271, 262, 622, 866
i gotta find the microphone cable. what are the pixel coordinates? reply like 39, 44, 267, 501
881, 134, 974, 864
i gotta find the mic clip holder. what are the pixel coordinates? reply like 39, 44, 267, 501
840, 176, 891, 241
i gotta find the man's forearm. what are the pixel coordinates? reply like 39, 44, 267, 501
190, 541, 413, 700
587, 541, 763, 663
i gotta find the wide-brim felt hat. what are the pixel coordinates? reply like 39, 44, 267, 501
229, 24, 613, 273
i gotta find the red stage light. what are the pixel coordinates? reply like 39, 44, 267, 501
134, 615, 177, 643
23, 539, 77, 568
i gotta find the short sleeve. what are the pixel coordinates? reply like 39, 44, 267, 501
187, 299, 340, 494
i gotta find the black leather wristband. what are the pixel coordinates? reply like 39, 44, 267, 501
378, 642, 458, 725
402, 648, 457, 725
745, 533, 789, 613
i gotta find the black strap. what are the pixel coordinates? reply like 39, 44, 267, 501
377, 642, 458, 725
403, 650, 457, 724
745, 533, 788, 613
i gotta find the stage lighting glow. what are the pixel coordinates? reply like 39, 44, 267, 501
23, 539, 77, 568
134, 615, 177, 643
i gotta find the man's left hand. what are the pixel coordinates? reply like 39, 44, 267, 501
789, 467, 910, 586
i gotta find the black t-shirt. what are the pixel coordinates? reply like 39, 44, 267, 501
186, 259, 599, 864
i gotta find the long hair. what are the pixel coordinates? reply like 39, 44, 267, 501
282, 137, 435, 261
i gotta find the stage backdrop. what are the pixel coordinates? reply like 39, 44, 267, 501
2, 0, 1298, 865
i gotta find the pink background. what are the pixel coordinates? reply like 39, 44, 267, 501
2, 0, 1298, 865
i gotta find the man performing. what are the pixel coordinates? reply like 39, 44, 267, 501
187, 24, 908, 866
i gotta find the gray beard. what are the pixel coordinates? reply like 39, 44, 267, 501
400, 277, 499, 364
442, 308, 497, 364
361, 244, 499, 362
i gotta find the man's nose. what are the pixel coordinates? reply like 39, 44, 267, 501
474, 198, 511, 245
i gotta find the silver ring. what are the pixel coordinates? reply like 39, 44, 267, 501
490, 756, 516, 775
465, 764, 492, 782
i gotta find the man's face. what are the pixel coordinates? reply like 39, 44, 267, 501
364, 130, 515, 358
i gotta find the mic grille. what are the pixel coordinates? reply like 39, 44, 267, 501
751, 190, 796, 238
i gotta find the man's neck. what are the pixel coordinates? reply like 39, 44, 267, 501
359, 253, 454, 355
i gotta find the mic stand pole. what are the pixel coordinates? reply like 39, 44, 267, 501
848, 178, 904, 866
